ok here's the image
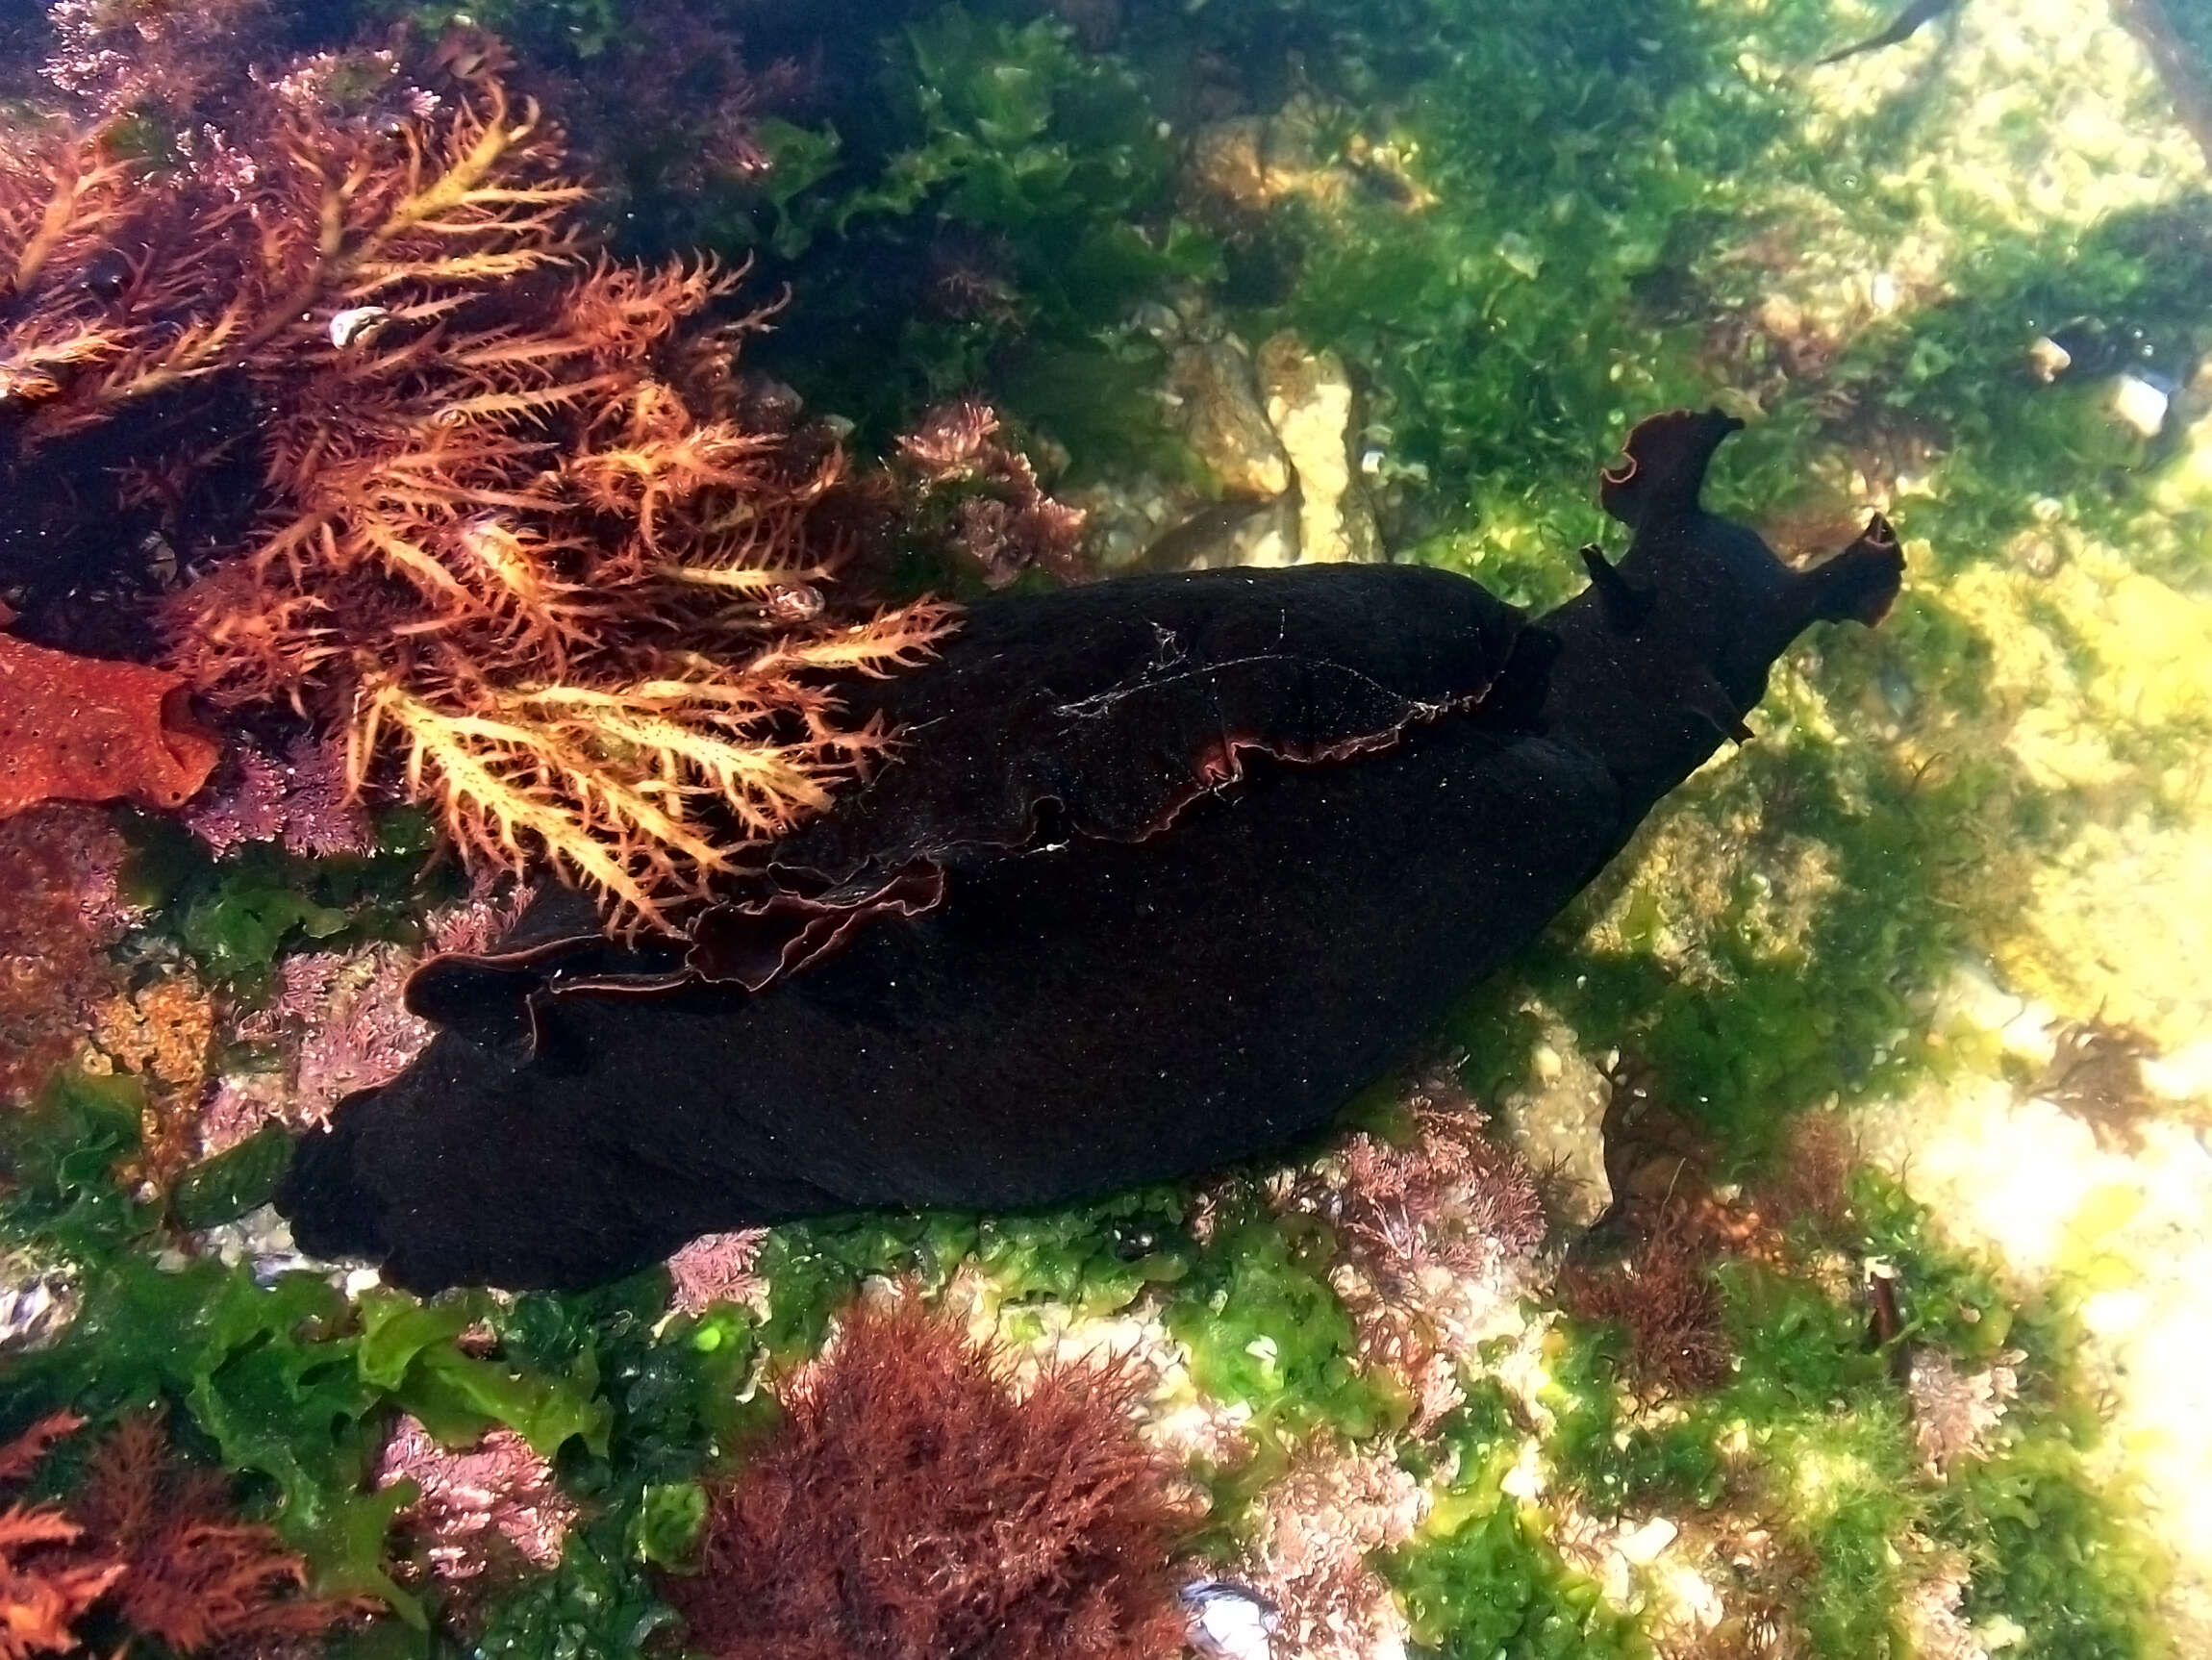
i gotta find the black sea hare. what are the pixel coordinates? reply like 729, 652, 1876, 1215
280, 411, 1905, 1292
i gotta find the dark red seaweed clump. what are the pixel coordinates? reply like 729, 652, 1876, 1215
663, 1297, 1189, 1660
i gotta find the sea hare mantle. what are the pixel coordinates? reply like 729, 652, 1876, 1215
279, 409, 1905, 1293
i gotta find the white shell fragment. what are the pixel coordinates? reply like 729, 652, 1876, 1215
1183, 1578, 1280, 1660
2027, 335, 2073, 382
329, 305, 393, 348
2110, 372, 2172, 439
0, 1266, 77, 1353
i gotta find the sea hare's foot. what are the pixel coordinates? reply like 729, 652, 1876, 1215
1799, 513, 1905, 627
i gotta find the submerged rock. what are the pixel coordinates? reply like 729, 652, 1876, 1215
1169, 337, 1293, 498
1151, 328, 1378, 569
1259, 331, 1381, 566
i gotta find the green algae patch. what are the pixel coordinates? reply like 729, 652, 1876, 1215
755, 1187, 1192, 1356
1385, 1381, 1650, 1660
723, 4, 1217, 474
1521, 1166, 2169, 1658
120, 807, 455, 993
0, 1069, 685, 1631
168, 1121, 296, 1230
1163, 1216, 1409, 1442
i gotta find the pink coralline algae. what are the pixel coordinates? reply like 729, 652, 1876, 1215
285, 947, 436, 1123
897, 400, 1089, 588
181, 735, 372, 860
1232, 1448, 1428, 1660
898, 400, 1005, 477
1273, 1070, 1545, 1427
374, 1417, 577, 1580
424, 872, 534, 959
1907, 1350, 2022, 1476
667, 1230, 769, 1317
214, 946, 433, 1147
0, 804, 136, 1102
42, 0, 266, 120
202, 878, 526, 1156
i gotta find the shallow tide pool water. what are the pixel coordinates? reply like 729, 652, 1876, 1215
2, 0, 2210, 1656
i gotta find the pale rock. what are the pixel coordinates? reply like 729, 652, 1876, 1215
1501, 1020, 1613, 1228
1186, 97, 1345, 214
1184, 1579, 1279, 1660
0, 1262, 76, 1353
2111, 372, 2171, 439
1169, 338, 1293, 498
1615, 1515, 1679, 1566
1259, 331, 1381, 565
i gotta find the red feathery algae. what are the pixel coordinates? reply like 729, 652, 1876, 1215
0, 1414, 103, 1660
0, 1501, 119, 1660
63, 1414, 362, 1655
664, 1295, 1190, 1660
0, 1410, 356, 1660
2, 38, 954, 930
1558, 1199, 1734, 1398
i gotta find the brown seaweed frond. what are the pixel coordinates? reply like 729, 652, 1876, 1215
666, 1295, 1190, 1660
2033, 1018, 2158, 1152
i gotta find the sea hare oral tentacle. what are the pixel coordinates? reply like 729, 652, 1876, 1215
278, 411, 1907, 1294
1795, 513, 1906, 628
1597, 408, 1743, 531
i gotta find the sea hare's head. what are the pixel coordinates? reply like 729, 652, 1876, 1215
1551, 410, 1903, 785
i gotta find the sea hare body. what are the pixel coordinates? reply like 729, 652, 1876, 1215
281, 412, 1904, 1292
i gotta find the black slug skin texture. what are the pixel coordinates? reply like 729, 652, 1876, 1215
279, 411, 1906, 1293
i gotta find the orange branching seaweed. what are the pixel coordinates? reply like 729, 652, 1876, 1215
666, 1295, 1189, 1660
0, 1413, 120, 1660
2, 51, 954, 930
0, 1417, 83, 1488
0, 1506, 118, 1660
65, 1415, 361, 1655
0, 625, 220, 816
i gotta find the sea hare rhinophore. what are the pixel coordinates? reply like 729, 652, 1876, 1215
279, 410, 1904, 1292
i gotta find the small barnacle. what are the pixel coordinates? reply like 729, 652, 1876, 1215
328, 305, 392, 348
762, 581, 824, 624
